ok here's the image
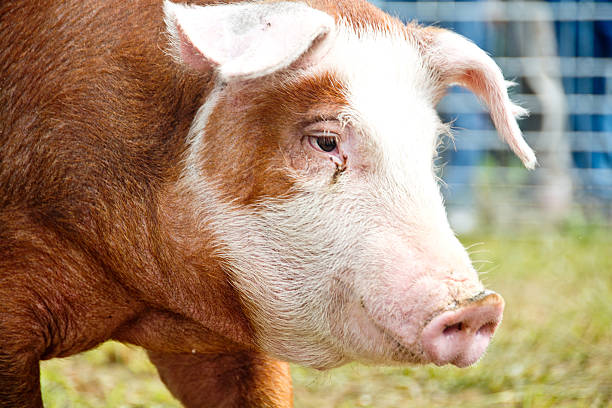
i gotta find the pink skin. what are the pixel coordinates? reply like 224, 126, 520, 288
421, 290, 504, 367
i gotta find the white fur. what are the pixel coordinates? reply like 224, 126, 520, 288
182, 84, 223, 187
316, 23, 449, 220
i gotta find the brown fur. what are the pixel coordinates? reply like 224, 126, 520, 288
0, 0, 401, 406
150, 351, 292, 408
198, 71, 350, 204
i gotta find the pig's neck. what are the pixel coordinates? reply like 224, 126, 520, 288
114, 183, 256, 354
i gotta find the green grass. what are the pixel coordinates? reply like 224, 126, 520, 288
41, 229, 612, 407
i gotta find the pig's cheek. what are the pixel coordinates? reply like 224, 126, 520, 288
325, 280, 383, 356
286, 149, 311, 172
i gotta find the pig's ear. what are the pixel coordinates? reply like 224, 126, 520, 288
163, 0, 335, 80
423, 27, 537, 169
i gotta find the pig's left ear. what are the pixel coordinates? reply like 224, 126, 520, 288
422, 28, 537, 169
163, 0, 335, 80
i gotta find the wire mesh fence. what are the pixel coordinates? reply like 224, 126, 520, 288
370, 0, 612, 231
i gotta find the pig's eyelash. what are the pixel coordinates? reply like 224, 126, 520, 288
300, 116, 340, 127
307, 130, 339, 138
308, 134, 339, 153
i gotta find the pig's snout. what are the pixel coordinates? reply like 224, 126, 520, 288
421, 290, 504, 368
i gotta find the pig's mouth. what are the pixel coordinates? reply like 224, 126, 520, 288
357, 300, 427, 363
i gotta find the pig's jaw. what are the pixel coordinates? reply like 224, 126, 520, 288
190, 178, 488, 368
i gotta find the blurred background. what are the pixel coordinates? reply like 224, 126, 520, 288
372, 0, 612, 233
40, 1, 610, 407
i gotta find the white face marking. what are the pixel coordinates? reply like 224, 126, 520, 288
181, 23, 481, 368
182, 84, 223, 184
316, 23, 449, 221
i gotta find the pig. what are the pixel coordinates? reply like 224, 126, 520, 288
0, 0, 536, 406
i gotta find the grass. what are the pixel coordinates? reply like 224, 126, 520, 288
41, 228, 612, 407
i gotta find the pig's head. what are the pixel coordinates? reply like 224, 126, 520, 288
163, 0, 536, 369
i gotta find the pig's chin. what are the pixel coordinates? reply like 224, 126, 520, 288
328, 298, 426, 366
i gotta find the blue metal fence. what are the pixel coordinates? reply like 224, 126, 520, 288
370, 0, 612, 230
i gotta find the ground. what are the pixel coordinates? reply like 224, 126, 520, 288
41, 228, 612, 407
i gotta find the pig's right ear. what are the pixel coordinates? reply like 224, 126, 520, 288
421, 27, 537, 169
163, 0, 335, 80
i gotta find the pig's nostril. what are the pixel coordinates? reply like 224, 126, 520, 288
442, 322, 463, 336
477, 321, 496, 337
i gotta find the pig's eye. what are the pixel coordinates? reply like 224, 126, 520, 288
307, 133, 339, 154
315, 136, 337, 152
